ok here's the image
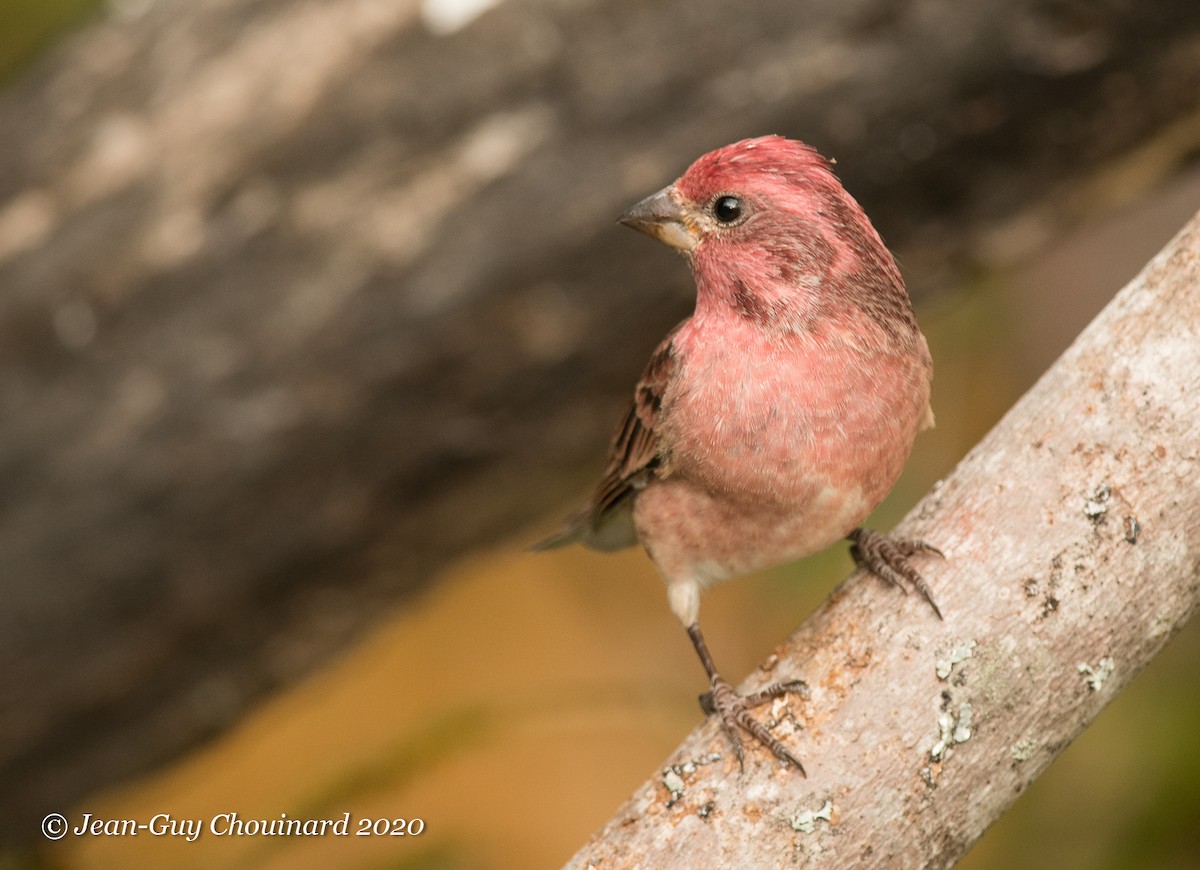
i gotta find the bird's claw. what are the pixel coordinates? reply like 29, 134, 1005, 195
848, 527, 944, 619
702, 675, 806, 774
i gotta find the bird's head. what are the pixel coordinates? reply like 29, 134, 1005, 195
619, 135, 836, 253
620, 136, 911, 336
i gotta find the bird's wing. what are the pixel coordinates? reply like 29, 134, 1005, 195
531, 324, 679, 552
591, 325, 679, 520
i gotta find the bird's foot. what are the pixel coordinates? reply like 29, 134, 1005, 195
698, 676, 808, 774
848, 527, 944, 619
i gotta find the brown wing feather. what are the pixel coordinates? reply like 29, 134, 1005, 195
590, 326, 679, 522
531, 325, 680, 552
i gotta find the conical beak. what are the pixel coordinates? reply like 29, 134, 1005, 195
618, 186, 698, 252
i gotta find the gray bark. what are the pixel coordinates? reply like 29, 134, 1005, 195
4, 0, 1200, 844
565, 210, 1200, 868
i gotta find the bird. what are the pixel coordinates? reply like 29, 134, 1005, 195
536, 135, 941, 773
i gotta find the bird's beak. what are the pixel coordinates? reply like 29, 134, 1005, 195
618, 186, 698, 252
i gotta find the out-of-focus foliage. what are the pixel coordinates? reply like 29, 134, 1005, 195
0, 0, 100, 85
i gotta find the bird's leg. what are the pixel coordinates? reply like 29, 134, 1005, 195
847, 527, 944, 619
686, 623, 807, 773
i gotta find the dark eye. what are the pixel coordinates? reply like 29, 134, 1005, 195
713, 195, 743, 223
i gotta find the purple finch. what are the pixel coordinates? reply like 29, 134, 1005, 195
538, 136, 941, 772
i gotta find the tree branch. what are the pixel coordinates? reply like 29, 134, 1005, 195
566, 210, 1200, 868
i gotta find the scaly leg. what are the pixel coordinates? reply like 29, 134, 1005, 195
686, 623, 807, 773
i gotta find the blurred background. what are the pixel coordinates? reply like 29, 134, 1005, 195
2, 0, 1199, 868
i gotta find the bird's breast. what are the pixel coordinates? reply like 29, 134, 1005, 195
660, 312, 928, 510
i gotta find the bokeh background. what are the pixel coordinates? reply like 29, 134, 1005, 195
2, 1, 1199, 868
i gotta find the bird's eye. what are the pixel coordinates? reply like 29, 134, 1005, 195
712, 195, 743, 223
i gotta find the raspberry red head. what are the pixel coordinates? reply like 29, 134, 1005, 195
619, 135, 842, 255
620, 135, 910, 339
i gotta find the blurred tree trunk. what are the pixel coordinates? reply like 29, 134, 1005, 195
567, 210, 1200, 869
3, 0, 1200, 844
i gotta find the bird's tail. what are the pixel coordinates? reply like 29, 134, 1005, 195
530, 523, 583, 552
530, 504, 637, 553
